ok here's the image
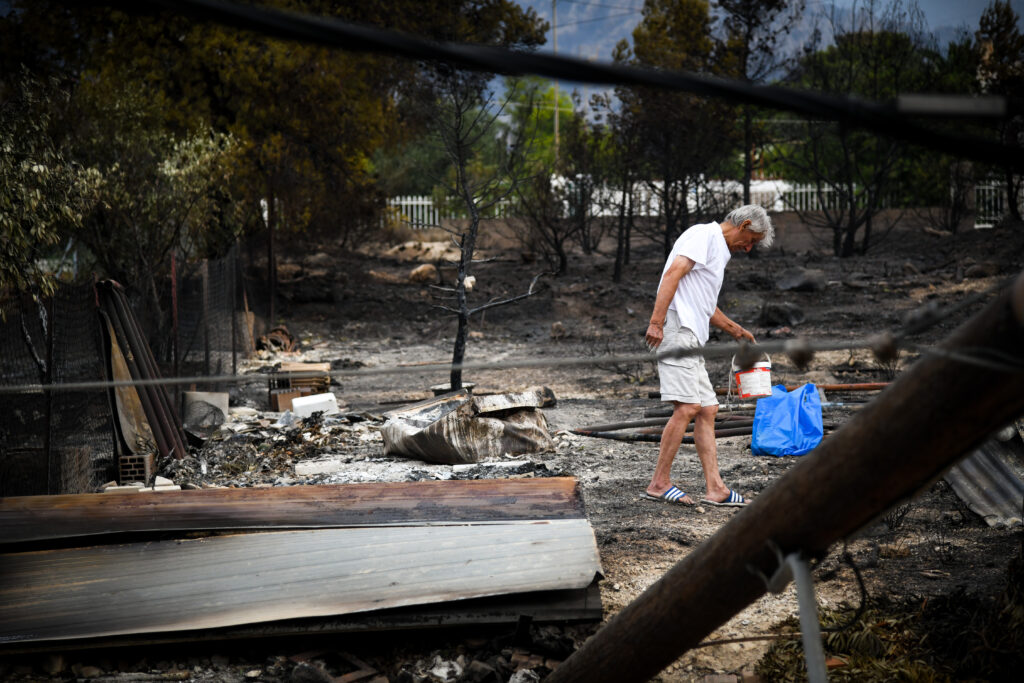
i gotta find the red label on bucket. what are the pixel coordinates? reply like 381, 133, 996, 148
735, 367, 772, 399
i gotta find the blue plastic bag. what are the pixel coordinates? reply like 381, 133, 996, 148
751, 384, 823, 456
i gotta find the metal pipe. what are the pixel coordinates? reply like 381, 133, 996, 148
97, 295, 171, 462
579, 414, 753, 433
570, 426, 753, 443
547, 270, 1024, 683
643, 401, 863, 419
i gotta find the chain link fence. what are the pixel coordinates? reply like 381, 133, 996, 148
0, 249, 256, 496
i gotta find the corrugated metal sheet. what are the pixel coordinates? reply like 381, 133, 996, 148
945, 435, 1024, 528
0, 519, 601, 643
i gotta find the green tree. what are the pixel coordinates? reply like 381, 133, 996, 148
423, 3, 548, 391
976, 0, 1024, 221
618, 0, 737, 256
781, 0, 940, 256
68, 75, 239, 326
716, 0, 805, 204
0, 72, 99, 315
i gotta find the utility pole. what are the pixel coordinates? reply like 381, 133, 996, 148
552, 0, 559, 165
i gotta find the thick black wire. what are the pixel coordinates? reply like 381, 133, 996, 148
125, 0, 1024, 171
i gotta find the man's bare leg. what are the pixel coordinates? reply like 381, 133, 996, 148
646, 401, 699, 504
693, 404, 732, 502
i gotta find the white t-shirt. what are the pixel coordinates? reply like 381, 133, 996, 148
659, 222, 730, 344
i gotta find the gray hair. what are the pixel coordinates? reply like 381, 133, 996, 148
725, 204, 774, 248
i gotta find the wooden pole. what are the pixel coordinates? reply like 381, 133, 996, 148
548, 271, 1024, 683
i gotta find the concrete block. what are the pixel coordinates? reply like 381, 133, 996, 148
291, 392, 340, 418
295, 459, 345, 476
104, 485, 142, 493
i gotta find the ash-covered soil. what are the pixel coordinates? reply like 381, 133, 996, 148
4, 221, 1023, 682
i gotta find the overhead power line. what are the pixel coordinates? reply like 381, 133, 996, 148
557, 0, 644, 12
132, 0, 1022, 171
559, 11, 640, 28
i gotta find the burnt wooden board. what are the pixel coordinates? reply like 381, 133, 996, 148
0, 520, 601, 643
0, 583, 603, 654
0, 477, 584, 544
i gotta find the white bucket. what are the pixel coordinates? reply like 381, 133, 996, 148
731, 355, 772, 399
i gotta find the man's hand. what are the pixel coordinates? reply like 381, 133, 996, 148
734, 326, 756, 344
646, 321, 664, 350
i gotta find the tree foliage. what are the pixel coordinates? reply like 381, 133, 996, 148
975, 0, 1024, 221
616, 0, 737, 256
715, 0, 805, 204
779, 0, 945, 256
0, 72, 100, 313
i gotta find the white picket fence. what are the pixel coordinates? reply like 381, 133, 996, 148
387, 178, 1021, 230
384, 195, 514, 229
975, 180, 1023, 228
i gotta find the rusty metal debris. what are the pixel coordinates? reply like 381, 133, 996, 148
381, 388, 556, 464
97, 281, 188, 463
257, 324, 297, 353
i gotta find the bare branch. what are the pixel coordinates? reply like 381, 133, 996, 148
467, 272, 547, 316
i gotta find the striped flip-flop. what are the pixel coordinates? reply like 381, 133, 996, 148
644, 485, 693, 506
701, 489, 748, 507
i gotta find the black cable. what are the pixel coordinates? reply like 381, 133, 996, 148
122, 0, 1024, 171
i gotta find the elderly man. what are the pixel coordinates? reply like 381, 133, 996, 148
644, 205, 774, 507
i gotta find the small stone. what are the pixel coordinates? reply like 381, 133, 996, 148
695, 505, 706, 514
153, 476, 174, 487
40, 654, 64, 675
550, 321, 568, 339
409, 263, 438, 283
245, 669, 262, 678
290, 662, 333, 683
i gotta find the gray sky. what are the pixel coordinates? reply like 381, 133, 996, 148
519, 0, 1024, 60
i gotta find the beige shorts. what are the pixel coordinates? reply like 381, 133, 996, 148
658, 312, 718, 407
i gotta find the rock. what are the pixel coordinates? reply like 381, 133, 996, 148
303, 252, 333, 268
277, 262, 303, 281
758, 302, 805, 327
965, 262, 999, 278
550, 321, 568, 339
75, 664, 103, 678
734, 272, 775, 291
428, 656, 463, 682
153, 476, 174, 487
290, 662, 334, 683
245, 669, 262, 678
40, 654, 64, 675
767, 326, 794, 338
509, 670, 541, 683
776, 267, 825, 292
409, 263, 438, 283
464, 660, 499, 683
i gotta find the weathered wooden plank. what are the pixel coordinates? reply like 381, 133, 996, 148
0, 478, 584, 544
0, 520, 601, 643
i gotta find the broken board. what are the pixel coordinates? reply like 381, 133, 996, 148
0, 477, 584, 544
